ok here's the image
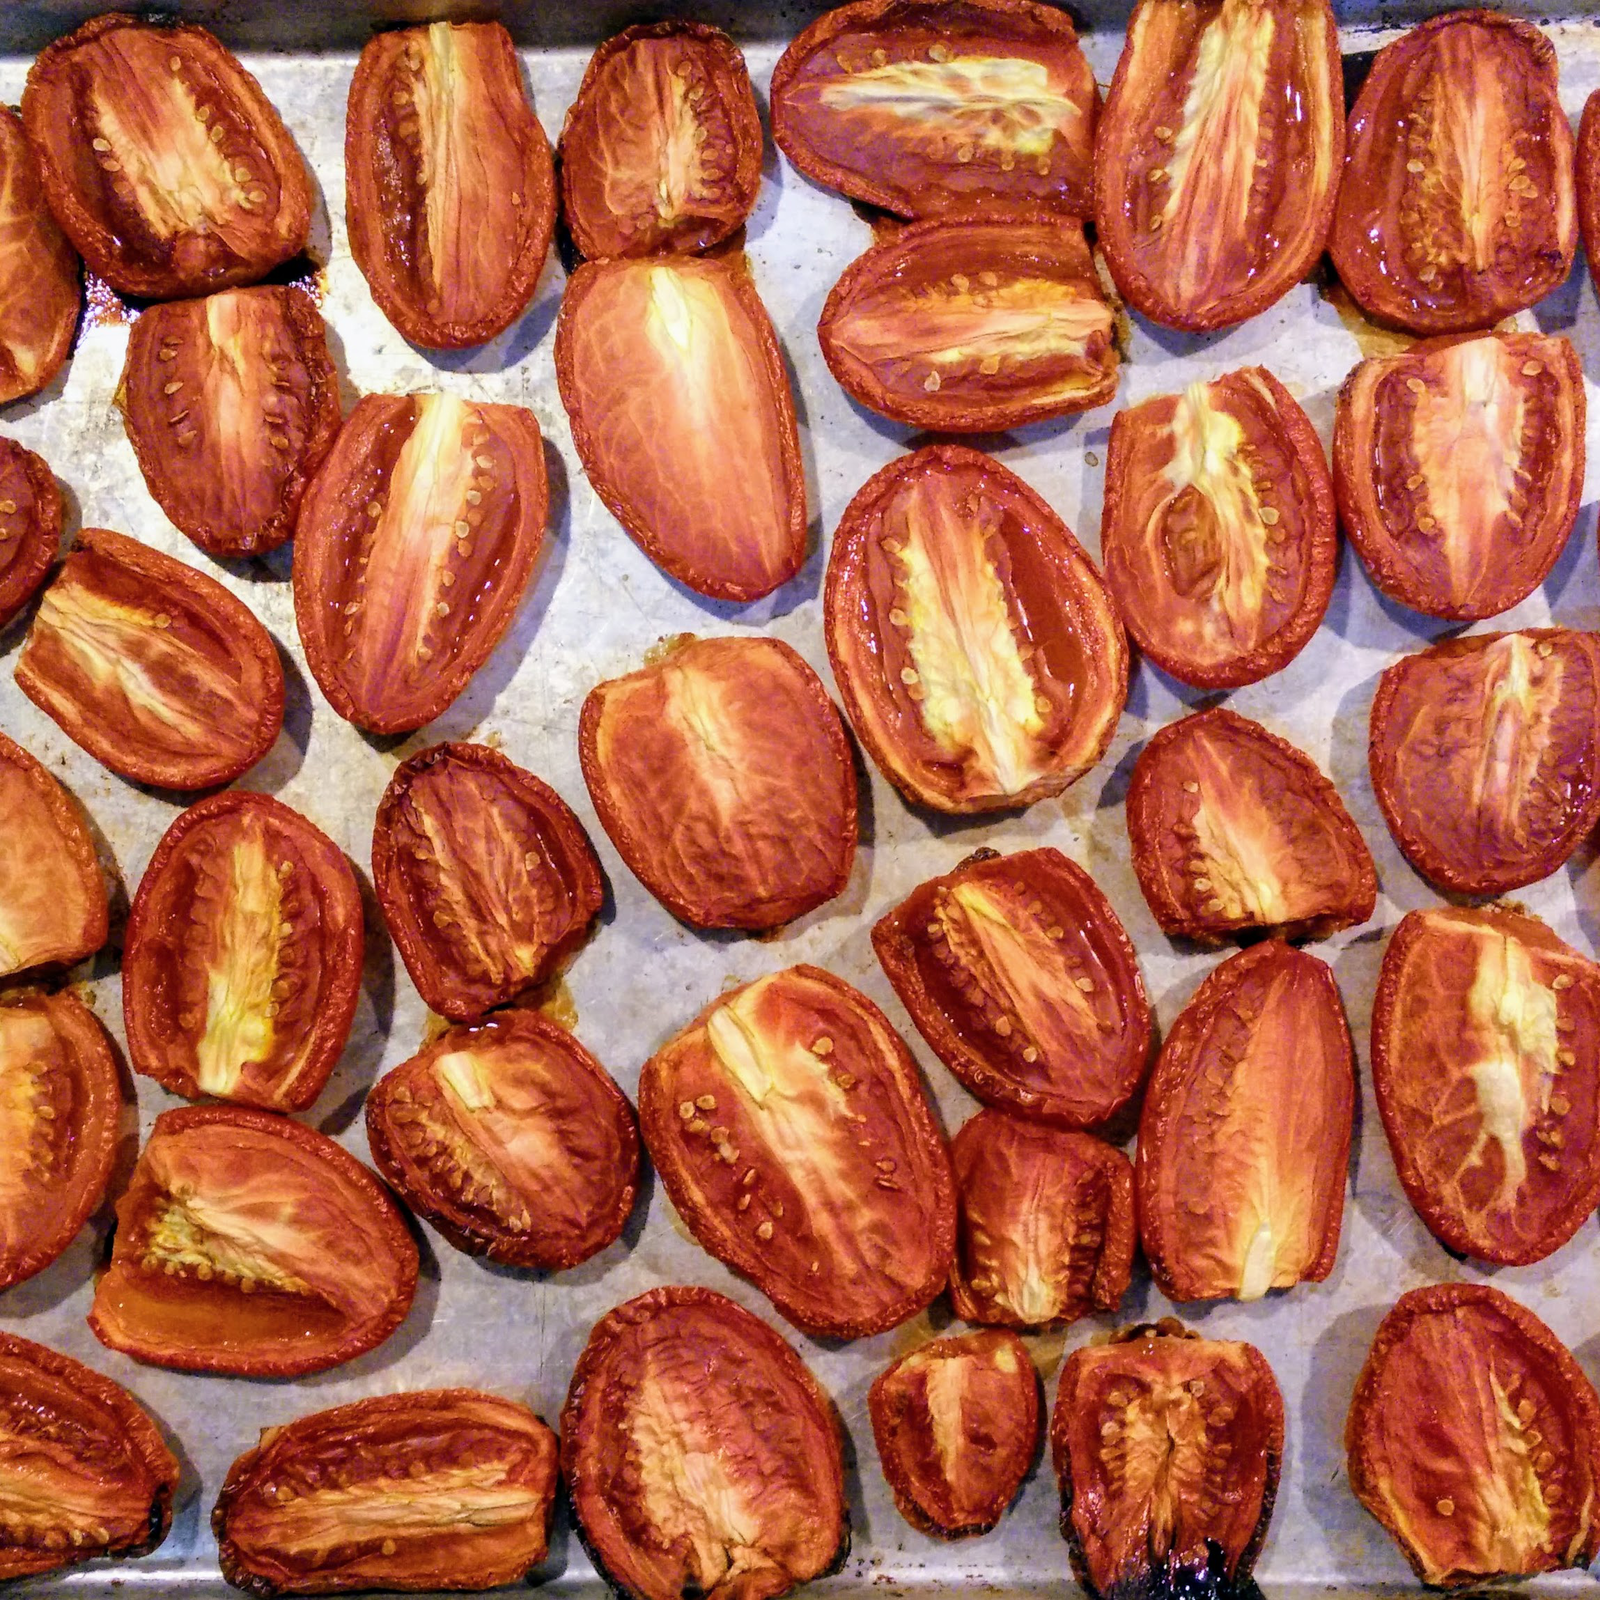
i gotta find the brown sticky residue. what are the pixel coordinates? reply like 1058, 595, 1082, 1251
1321, 279, 1414, 359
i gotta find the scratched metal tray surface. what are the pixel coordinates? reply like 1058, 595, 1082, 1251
4, 3, 1600, 1597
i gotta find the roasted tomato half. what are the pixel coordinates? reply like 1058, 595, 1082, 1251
1333, 332, 1584, 621
1328, 11, 1575, 335
1371, 905, 1600, 1266
90, 1105, 418, 1377
0, 1333, 177, 1581
826, 445, 1127, 813
366, 1009, 640, 1271
579, 636, 855, 931
22, 14, 312, 300
1101, 367, 1337, 689
639, 965, 955, 1339
0, 108, 78, 406
346, 22, 556, 350
214, 1389, 559, 1595
556, 255, 806, 602
123, 791, 363, 1111
293, 393, 547, 734
869, 1329, 1040, 1539
1581, 91, 1600, 297
1126, 706, 1376, 943
1052, 1320, 1284, 1599
0, 435, 63, 632
949, 1109, 1134, 1329
563, 1286, 847, 1600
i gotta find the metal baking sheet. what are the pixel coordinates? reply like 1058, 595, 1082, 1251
4, 7, 1600, 1596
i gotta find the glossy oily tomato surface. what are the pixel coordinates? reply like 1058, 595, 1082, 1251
826, 445, 1127, 813
0, 108, 78, 406
1094, 0, 1343, 331
372, 742, 603, 1020
556, 255, 806, 602
293, 393, 547, 734
1333, 332, 1584, 620
214, 1389, 559, 1595
0, 436, 63, 632
16, 527, 284, 790
1371, 905, 1600, 1266
1328, 11, 1575, 334
1580, 90, 1600, 295
639, 965, 955, 1339
22, 14, 312, 300
1101, 366, 1337, 689
579, 636, 855, 931
90, 1105, 418, 1376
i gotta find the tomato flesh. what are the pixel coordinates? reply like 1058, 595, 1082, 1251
1579, 89, 1600, 299
0, 437, 61, 636
0, 107, 78, 406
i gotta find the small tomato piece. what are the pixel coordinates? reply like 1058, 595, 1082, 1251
1580, 90, 1600, 297
0, 107, 78, 406
0, 435, 62, 632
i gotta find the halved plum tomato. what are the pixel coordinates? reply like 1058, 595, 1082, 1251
555, 255, 806, 602
0, 1332, 178, 1581
89, 1105, 418, 1376
21, 14, 312, 301
1101, 366, 1337, 689
826, 445, 1127, 813
1136, 941, 1353, 1302
560, 22, 762, 262
1580, 91, 1600, 297
1052, 1320, 1284, 1599
579, 636, 855, 931
117, 286, 342, 559
1370, 630, 1600, 897
1333, 332, 1584, 621
869, 1329, 1039, 1539
292, 393, 547, 734
346, 22, 556, 350
365, 1009, 640, 1271
562, 1285, 848, 1600
16, 528, 284, 790
0, 107, 78, 406
1371, 905, 1600, 1266
1126, 706, 1377, 943
0, 435, 63, 631
948, 1109, 1134, 1329
817, 214, 1118, 432
214, 1388, 559, 1595
123, 791, 363, 1112
1328, 11, 1575, 335
639, 965, 955, 1339
770, 0, 1099, 219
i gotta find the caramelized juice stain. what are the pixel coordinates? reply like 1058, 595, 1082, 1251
1320, 279, 1414, 359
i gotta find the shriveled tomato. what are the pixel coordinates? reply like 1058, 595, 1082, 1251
869, 1329, 1039, 1539
0, 108, 78, 406
639, 965, 955, 1339
0, 436, 62, 632
292, 393, 546, 734
555, 255, 806, 602
563, 1286, 847, 1600
1371, 905, 1600, 1266
0, 1333, 178, 1581
22, 14, 312, 301
1328, 11, 1575, 335
214, 1389, 559, 1595
1126, 706, 1376, 943
90, 1105, 418, 1377
1580, 91, 1600, 297
366, 1009, 639, 1271
1333, 332, 1584, 621
346, 22, 556, 350
826, 445, 1127, 813
579, 636, 855, 931
1052, 1319, 1283, 1599
1101, 367, 1337, 688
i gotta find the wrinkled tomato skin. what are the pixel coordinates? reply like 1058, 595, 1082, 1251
562, 1286, 849, 1600
579, 636, 856, 931
0, 436, 63, 632
1328, 11, 1575, 335
1101, 366, 1338, 689
22, 14, 312, 301
1347, 1284, 1600, 1588
1580, 91, 1600, 297
365, 1009, 640, 1272
16, 527, 285, 791
346, 22, 556, 350
89, 1105, 418, 1377
214, 1389, 560, 1596
1125, 706, 1377, 944
639, 965, 956, 1340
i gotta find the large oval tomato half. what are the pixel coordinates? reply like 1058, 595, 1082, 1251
293, 393, 547, 734
0, 108, 78, 407
0, 435, 63, 632
1328, 11, 1575, 334
1580, 90, 1600, 298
